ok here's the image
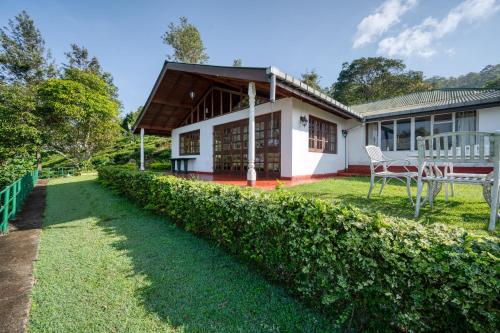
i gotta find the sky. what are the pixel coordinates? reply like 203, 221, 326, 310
1, 0, 499, 113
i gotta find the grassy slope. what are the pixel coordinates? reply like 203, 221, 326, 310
42, 135, 171, 170
287, 176, 497, 235
29, 176, 338, 333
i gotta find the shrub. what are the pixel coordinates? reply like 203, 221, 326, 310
98, 166, 499, 332
148, 160, 171, 171
0, 156, 35, 189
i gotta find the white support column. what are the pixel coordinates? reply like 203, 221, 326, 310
247, 82, 257, 186
140, 128, 145, 171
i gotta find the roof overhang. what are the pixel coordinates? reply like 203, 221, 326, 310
133, 62, 361, 135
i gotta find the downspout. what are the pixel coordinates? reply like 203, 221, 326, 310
269, 72, 276, 102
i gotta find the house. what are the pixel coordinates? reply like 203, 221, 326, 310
133, 62, 500, 184
347, 89, 500, 173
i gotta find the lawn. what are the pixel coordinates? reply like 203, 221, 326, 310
29, 175, 339, 333
287, 176, 497, 235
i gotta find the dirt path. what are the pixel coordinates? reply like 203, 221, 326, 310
0, 179, 48, 333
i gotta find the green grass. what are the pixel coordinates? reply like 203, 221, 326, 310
287, 176, 497, 235
29, 175, 338, 333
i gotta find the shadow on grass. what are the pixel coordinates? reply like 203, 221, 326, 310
44, 178, 338, 332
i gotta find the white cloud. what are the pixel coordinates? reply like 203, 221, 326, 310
378, 0, 500, 58
353, 0, 418, 48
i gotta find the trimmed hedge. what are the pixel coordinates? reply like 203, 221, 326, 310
98, 166, 499, 332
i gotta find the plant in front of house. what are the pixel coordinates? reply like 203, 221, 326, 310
98, 166, 499, 332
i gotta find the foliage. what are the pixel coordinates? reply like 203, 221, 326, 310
120, 106, 141, 131
232, 58, 242, 67
330, 57, 430, 105
37, 69, 120, 166
98, 167, 500, 332
30, 175, 338, 332
426, 64, 500, 89
485, 77, 500, 89
162, 17, 209, 64
43, 134, 171, 172
64, 44, 102, 73
301, 69, 323, 91
0, 11, 55, 85
0, 82, 39, 160
0, 155, 34, 189
63, 44, 120, 102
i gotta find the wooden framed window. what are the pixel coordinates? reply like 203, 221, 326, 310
179, 130, 200, 155
308, 116, 337, 154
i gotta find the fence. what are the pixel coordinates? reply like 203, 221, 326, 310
40, 167, 80, 179
0, 170, 39, 234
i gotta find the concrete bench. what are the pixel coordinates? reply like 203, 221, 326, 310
170, 157, 196, 173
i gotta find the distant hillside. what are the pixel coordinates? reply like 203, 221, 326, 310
426, 64, 500, 89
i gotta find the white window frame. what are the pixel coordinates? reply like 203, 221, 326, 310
365, 111, 477, 152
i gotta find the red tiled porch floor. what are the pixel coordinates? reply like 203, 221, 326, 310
164, 172, 337, 189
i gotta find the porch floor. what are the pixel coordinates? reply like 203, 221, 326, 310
164, 172, 336, 189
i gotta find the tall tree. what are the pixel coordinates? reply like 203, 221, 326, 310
37, 69, 120, 166
0, 11, 55, 85
484, 77, 500, 89
301, 69, 323, 91
232, 58, 242, 67
120, 106, 142, 132
162, 17, 208, 64
330, 57, 430, 105
63, 44, 119, 102
0, 82, 39, 161
64, 44, 102, 73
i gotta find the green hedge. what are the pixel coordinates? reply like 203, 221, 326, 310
98, 166, 499, 332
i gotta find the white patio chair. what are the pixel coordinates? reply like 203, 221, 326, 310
365, 145, 418, 204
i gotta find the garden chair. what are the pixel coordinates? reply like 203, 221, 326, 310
414, 131, 500, 231
365, 145, 417, 204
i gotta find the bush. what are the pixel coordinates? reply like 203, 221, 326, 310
98, 166, 499, 332
0, 156, 35, 189
148, 160, 171, 171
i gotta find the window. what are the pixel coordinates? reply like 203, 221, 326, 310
414, 116, 431, 150
433, 113, 453, 135
433, 113, 453, 149
396, 118, 411, 151
381, 121, 394, 151
455, 110, 477, 145
365, 122, 378, 146
308, 116, 337, 154
179, 130, 200, 155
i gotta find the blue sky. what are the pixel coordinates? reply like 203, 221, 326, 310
1, 0, 499, 113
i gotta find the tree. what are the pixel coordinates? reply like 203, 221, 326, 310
301, 69, 323, 91
63, 44, 120, 102
330, 57, 430, 105
0, 11, 55, 85
484, 77, 500, 89
162, 17, 208, 64
120, 106, 142, 132
0, 82, 39, 161
64, 44, 101, 73
37, 69, 120, 166
232, 58, 242, 67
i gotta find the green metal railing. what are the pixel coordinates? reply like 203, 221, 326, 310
40, 167, 79, 179
0, 170, 39, 234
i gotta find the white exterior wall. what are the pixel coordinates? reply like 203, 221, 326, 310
290, 98, 351, 177
478, 106, 500, 132
171, 98, 293, 175
170, 96, 353, 177
348, 106, 500, 166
